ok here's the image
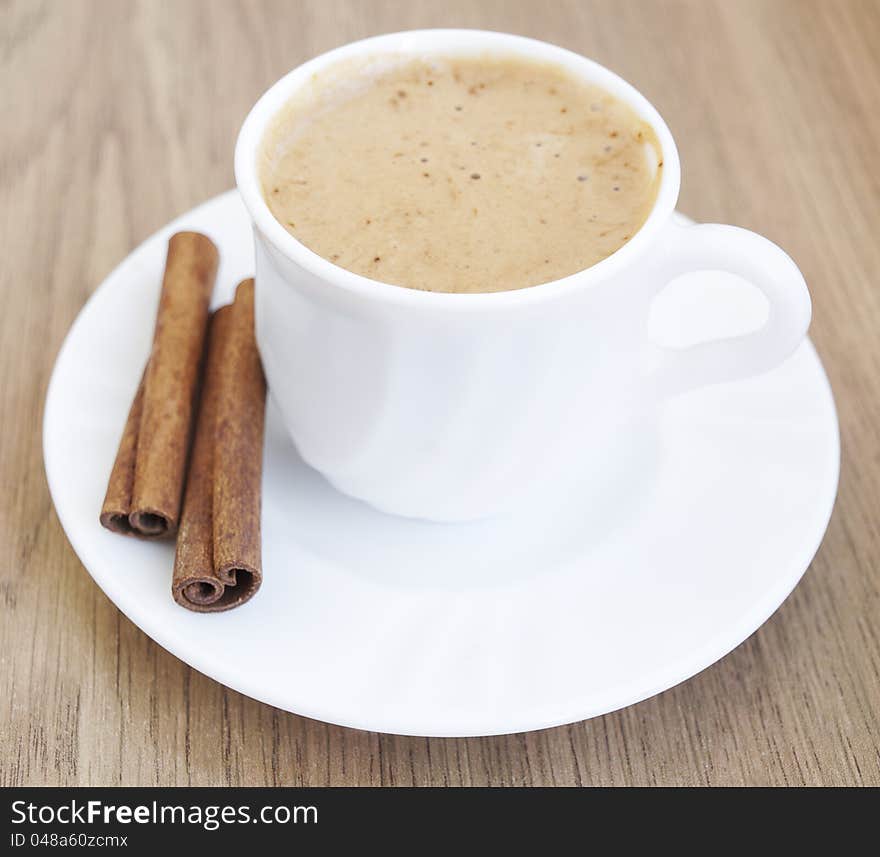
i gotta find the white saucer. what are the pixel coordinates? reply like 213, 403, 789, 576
44, 190, 839, 737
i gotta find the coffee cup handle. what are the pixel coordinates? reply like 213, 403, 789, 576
646, 220, 812, 397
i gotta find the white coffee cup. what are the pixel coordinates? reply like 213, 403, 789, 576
235, 29, 811, 522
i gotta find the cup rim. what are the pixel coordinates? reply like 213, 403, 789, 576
234, 28, 681, 308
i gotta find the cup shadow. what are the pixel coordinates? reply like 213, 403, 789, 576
262, 398, 661, 593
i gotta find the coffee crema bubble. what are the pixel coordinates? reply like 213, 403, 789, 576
259, 55, 663, 293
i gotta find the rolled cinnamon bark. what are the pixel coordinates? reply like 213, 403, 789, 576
172, 308, 231, 608
117, 231, 217, 538
173, 280, 266, 612
99, 369, 146, 535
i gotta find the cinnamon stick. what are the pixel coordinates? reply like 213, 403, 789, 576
172, 308, 231, 608
172, 280, 266, 611
99, 369, 146, 535
100, 231, 218, 538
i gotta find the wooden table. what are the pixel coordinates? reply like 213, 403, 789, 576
3, 0, 878, 787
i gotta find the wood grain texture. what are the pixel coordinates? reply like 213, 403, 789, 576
2, 0, 878, 787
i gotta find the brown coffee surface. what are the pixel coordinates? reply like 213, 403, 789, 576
260, 56, 663, 293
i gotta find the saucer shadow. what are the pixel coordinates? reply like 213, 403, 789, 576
262, 399, 661, 592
